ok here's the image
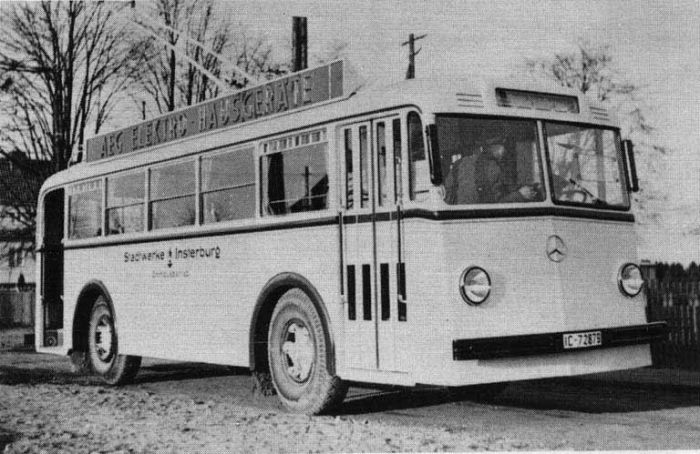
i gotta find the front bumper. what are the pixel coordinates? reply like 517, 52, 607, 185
453, 322, 668, 361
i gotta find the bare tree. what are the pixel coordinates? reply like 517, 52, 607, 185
525, 39, 667, 228
0, 1, 150, 253
132, 0, 288, 116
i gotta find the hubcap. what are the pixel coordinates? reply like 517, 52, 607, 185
281, 322, 314, 383
94, 315, 114, 363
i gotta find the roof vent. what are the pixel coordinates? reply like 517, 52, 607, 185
456, 92, 484, 109
589, 106, 610, 121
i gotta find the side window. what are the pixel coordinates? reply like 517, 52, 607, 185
392, 118, 402, 202
201, 147, 255, 223
262, 130, 329, 216
376, 122, 387, 206
359, 125, 369, 208
68, 180, 103, 239
344, 129, 353, 209
149, 160, 196, 230
407, 112, 429, 201
106, 171, 145, 235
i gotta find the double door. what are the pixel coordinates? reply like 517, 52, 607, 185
340, 116, 408, 372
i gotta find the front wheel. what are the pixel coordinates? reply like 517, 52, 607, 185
268, 288, 347, 414
88, 297, 141, 385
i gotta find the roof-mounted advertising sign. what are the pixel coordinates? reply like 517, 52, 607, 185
85, 60, 347, 162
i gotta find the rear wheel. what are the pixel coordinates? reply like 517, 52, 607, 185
268, 288, 347, 414
88, 297, 141, 385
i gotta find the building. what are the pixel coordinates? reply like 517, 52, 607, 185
0, 154, 49, 289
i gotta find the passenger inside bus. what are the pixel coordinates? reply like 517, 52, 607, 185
443, 139, 538, 204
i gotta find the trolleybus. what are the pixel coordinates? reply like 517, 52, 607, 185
36, 60, 666, 414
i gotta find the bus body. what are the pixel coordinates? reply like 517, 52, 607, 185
35, 60, 665, 413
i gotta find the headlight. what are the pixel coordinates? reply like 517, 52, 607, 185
460, 267, 491, 305
618, 263, 644, 297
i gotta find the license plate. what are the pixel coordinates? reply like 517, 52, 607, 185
562, 331, 602, 350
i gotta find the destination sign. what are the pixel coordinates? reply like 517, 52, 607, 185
86, 60, 346, 162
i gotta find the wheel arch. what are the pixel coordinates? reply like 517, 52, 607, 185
70, 280, 115, 355
249, 272, 336, 376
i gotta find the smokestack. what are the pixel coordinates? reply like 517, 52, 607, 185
292, 17, 308, 72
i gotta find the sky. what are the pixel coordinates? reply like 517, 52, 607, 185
149, 0, 700, 262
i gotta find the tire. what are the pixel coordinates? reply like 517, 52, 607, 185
267, 288, 347, 414
87, 297, 141, 385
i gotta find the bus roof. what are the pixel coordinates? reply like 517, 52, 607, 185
43, 61, 616, 192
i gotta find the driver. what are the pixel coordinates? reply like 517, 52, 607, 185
444, 140, 538, 204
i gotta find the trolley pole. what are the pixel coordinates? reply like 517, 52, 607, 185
401, 33, 426, 80
292, 17, 308, 72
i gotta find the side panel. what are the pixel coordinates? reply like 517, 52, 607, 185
61, 223, 340, 366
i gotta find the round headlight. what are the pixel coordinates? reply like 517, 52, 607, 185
460, 267, 491, 305
618, 263, 644, 297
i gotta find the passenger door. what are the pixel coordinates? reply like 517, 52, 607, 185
340, 116, 407, 372
40, 189, 64, 347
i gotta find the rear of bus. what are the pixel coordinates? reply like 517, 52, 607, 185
402, 85, 666, 386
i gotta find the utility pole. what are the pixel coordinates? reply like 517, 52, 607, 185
292, 17, 308, 72
401, 33, 426, 79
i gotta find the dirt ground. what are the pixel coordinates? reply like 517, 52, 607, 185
2, 351, 700, 453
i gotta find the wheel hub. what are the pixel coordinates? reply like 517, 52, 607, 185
281, 322, 314, 383
94, 316, 114, 362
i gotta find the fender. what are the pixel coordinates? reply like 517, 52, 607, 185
249, 272, 336, 375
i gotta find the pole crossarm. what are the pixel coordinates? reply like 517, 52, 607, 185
401, 33, 427, 47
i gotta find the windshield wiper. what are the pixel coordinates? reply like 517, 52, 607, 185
566, 178, 605, 205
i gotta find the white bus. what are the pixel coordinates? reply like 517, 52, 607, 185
36, 60, 666, 414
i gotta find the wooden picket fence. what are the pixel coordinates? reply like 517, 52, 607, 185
644, 267, 700, 370
0, 287, 35, 328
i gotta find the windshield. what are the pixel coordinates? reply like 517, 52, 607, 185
544, 122, 629, 208
437, 117, 545, 205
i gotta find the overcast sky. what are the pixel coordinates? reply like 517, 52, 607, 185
146, 0, 700, 262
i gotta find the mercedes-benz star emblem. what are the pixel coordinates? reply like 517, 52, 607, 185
546, 235, 567, 262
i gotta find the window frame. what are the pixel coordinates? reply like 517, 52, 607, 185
259, 128, 330, 217
66, 178, 104, 240
407, 111, 430, 202
542, 120, 631, 211
199, 146, 257, 225
434, 113, 547, 207
105, 170, 147, 236
148, 158, 198, 231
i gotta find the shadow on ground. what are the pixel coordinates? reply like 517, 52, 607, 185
3, 352, 700, 416
0, 353, 245, 387
336, 378, 700, 416
0, 428, 19, 452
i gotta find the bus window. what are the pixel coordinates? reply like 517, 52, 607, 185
262, 133, 329, 215
544, 123, 629, 208
359, 125, 369, 208
149, 160, 196, 229
407, 112, 429, 201
201, 148, 255, 223
344, 129, 353, 209
68, 180, 102, 239
392, 118, 401, 202
106, 171, 145, 235
437, 117, 544, 205
376, 122, 388, 206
